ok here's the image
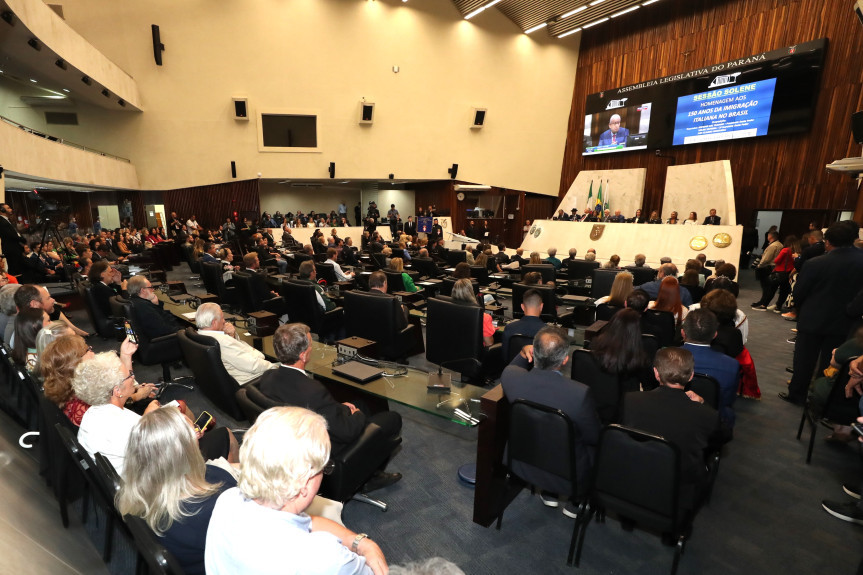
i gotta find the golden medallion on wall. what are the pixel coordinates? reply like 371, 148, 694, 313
712, 233, 732, 248
532, 227, 542, 238
590, 224, 605, 241
689, 236, 708, 251
529, 224, 537, 235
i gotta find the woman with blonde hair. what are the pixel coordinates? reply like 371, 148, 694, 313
594, 271, 633, 307
451, 278, 494, 347
528, 252, 543, 265
388, 257, 417, 292
117, 406, 235, 575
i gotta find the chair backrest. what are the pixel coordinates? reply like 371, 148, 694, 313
176, 328, 244, 420
316, 262, 338, 285
641, 309, 677, 347
521, 264, 556, 284
571, 349, 623, 425
681, 284, 705, 304
425, 297, 483, 376
124, 514, 189, 575
445, 250, 467, 267
595, 303, 623, 321
371, 253, 388, 269
590, 269, 620, 299
54, 423, 115, 510
343, 291, 407, 359
280, 281, 324, 333
686, 373, 720, 410
201, 262, 236, 304
93, 452, 123, 500
822, 360, 862, 424
235, 380, 280, 423
231, 271, 258, 314
567, 259, 600, 281
505, 333, 537, 366
641, 333, 661, 362
511, 283, 556, 320
79, 284, 115, 338
623, 266, 658, 285
469, 265, 489, 285
411, 258, 439, 279
383, 271, 406, 293
592, 425, 683, 534
506, 399, 579, 498
109, 295, 131, 319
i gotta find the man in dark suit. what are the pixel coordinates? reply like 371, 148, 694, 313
783, 222, 863, 405
201, 242, 220, 264
501, 327, 601, 509
598, 114, 629, 146
0, 203, 26, 276
635, 263, 693, 306
367, 271, 409, 330
128, 275, 183, 339
411, 248, 443, 279
501, 289, 545, 361
702, 209, 722, 225
87, 261, 126, 317
258, 322, 402, 492
403, 215, 417, 238
682, 309, 739, 433
429, 218, 443, 245
794, 229, 825, 273
621, 347, 721, 512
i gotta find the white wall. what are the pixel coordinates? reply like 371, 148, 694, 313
2, 0, 579, 196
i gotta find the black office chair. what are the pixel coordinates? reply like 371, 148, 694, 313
426, 297, 500, 381
371, 253, 388, 269
280, 280, 344, 341
681, 283, 705, 304
575, 425, 695, 575
570, 349, 638, 425
566, 259, 600, 283
411, 258, 443, 279
235, 381, 402, 511
176, 328, 245, 420
469, 265, 490, 286
232, 271, 285, 316
383, 270, 407, 293
79, 283, 117, 339
641, 309, 677, 348
55, 424, 120, 562
590, 269, 620, 299
504, 334, 535, 366
201, 261, 239, 308
343, 291, 416, 361
38, 396, 85, 528
595, 303, 623, 321
796, 359, 860, 464
624, 265, 658, 285
521, 264, 556, 284
124, 514, 188, 575
316, 262, 338, 285
497, 399, 590, 566
686, 373, 721, 410
510, 283, 567, 324
445, 250, 467, 267
125, 300, 184, 382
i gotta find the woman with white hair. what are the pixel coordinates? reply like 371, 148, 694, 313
206, 406, 388, 575
117, 407, 236, 575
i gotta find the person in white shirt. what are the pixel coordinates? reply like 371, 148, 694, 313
186, 215, 200, 231
195, 303, 277, 385
325, 248, 354, 281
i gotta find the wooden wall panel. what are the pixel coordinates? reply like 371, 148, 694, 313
559, 0, 863, 226
163, 179, 260, 231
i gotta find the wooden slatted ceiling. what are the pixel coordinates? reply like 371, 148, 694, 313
558, 0, 863, 226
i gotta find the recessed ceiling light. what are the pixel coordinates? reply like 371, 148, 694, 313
562, 6, 587, 18
558, 27, 582, 38
29, 78, 37, 83
62, 88, 70, 93
525, 22, 548, 34
589, 0, 606, 6
582, 17, 610, 28
611, 6, 640, 17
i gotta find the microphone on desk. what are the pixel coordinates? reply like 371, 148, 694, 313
428, 357, 483, 393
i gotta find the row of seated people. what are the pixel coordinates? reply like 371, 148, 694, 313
552, 207, 723, 225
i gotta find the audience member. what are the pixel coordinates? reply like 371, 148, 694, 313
41, 335, 98, 426
502, 289, 545, 360
649, 276, 688, 325
195, 303, 276, 385
545, 248, 562, 270
451, 279, 494, 347
594, 271, 633, 307
751, 230, 783, 310
389, 257, 417, 292
127, 275, 184, 339
635, 263, 693, 306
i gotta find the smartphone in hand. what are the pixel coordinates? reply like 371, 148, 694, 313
124, 320, 138, 344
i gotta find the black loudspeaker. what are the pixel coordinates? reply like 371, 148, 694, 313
852, 111, 863, 144
448, 163, 458, 179
151, 24, 164, 66
231, 161, 237, 179
233, 98, 248, 120
473, 109, 486, 127
328, 162, 335, 179
360, 103, 374, 124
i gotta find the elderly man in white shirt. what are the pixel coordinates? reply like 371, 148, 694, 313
195, 303, 277, 385
325, 248, 354, 282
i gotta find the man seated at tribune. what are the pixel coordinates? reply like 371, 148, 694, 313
258, 323, 402, 493
195, 303, 276, 385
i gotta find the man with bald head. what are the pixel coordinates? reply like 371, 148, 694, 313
598, 113, 629, 146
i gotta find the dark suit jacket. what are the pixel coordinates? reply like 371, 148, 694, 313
501, 354, 601, 495
702, 215, 721, 225
794, 246, 863, 337
130, 296, 183, 339
92, 281, 122, 318
501, 316, 545, 361
258, 366, 366, 455
683, 342, 739, 428
0, 216, 26, 273
598, 127, 629, 146
403, 221, 417, 237
622, 387, 719, 486
794, 241, 825, 272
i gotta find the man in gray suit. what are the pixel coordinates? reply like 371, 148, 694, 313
501, 326, 601, 516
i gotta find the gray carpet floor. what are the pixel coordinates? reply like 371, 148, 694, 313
8, 265, 863, 574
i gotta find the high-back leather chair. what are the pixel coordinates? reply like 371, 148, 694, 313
521, 264, 556, 284
316, 262, 338, 285
235, 381, 402, 511
570, 349, 638, 425
440, 277, 479, 297
445, 250, 467, 267
383, 270, 406, 293
79, 283, 116, 339
595, 303, 623, 321
566, 259, 599, 282
201, 261, 238, 307
343, 291, 416, 360
590, 269, 620, 299
624, 265, 658, 285
176, 327, 245, 420
426, 297, 486, 379
233, 271, 284, 316
279, 280, 344, 340
470, 265, 490, 285
411, 258, 442, 279
641, 309, 677, 347
511, 283, 557, 321
126, 300, 183, 382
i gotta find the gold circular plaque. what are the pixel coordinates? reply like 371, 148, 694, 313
689, 236, 708, 251
529, 225, 537, 235
712, 233, 732, 248
533, 227, 542, 239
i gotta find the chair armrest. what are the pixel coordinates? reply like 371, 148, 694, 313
324, 306, 344, 320
149, 332, 180, 345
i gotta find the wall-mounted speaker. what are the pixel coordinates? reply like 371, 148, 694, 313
231, 161, 237, 179
151, 24, 165, 66
471, 108, 487, 129
448, 163, 459, 179
359, 101, 375, 125
855, 0, 863, 27
852, 111, 863, 144
328, 162, 336, 179
233, 98, 249, 120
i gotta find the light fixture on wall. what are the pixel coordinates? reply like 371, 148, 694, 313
448, 164, 458, 179
329, 162, 336, 179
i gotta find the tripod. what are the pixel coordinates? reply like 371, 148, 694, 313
35, 212, 75, 290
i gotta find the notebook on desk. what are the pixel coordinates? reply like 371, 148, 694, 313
332, 361, 385, 384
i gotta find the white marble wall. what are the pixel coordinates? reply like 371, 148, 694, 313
555, 169, 647, 219
663, 160, 736, 225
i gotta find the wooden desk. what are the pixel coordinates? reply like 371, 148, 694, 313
473, 384, 516, 527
